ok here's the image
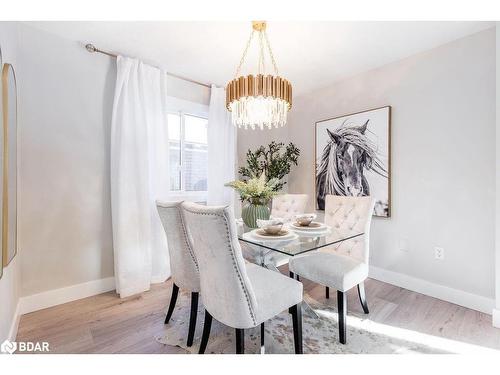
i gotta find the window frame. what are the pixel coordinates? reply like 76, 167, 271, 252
166, 96, 209, 203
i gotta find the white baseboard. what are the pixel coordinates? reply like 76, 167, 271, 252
151, 275, 169, 284
8, 301, 21, 341
369, 265, 494, 315
18, 277, 116, 315
493, 308, 500, 328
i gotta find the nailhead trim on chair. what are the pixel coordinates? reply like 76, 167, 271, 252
175, 205, 200, 271
182, 205, 258, 326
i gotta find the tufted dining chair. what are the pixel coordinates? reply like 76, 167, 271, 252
288, 195, 375, 344
271, 194, 308, 222
258, 194, 309, 268
181, 201, 304, 354
156, 201, 200, 347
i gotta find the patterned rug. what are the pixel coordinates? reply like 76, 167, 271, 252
155, 291, 449, 354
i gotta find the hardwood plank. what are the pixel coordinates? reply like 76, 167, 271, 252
16, 276, 500, 353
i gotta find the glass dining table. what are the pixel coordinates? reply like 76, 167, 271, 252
237, 223, 364, 318
238, 223, 364, 268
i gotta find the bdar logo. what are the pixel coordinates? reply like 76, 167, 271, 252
1, 340, 17, 354
1, 340, 49, 353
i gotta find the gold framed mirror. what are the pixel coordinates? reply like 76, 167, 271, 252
2, 62, 17, 268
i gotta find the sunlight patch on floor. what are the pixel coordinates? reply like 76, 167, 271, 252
313, 308, 498, 354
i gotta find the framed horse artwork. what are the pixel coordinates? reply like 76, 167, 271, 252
315, 106, 391, 217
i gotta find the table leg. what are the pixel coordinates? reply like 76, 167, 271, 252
263, 262, 319, 319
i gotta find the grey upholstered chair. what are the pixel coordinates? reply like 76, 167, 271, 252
157, 201, 200, 347
289, 195, 375, 344
271, 194, 308, 222
181, 202, 304, 354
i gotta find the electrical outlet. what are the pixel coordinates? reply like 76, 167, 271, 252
434, 247, 444, 260
399, 238, 409, 252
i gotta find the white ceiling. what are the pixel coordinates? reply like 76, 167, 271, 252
26, 21, 494, 96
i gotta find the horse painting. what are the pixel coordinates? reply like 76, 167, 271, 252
316, 118, 388, 213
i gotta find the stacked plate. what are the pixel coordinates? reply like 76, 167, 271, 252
249, 228, 299, 241
288, 221, 331, 236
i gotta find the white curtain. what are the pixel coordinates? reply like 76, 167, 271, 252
110, 56, 170, 298
207, 85, 237, 205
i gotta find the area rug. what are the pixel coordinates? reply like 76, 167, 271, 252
155, 291, 448, 354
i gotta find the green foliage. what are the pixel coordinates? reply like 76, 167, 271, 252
238, 141, 300, 191
225, 173, 280, 205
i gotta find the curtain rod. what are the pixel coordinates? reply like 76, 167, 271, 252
85, 43, 212, 89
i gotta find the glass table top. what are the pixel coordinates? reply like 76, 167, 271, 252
238, 224, 364, 257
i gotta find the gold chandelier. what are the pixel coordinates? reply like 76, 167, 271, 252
226, 21, 292, 130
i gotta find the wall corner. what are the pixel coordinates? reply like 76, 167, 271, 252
493, 308, 500, 328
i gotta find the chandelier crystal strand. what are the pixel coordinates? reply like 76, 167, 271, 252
226, 21, 292, 130
229, 97, 288, 130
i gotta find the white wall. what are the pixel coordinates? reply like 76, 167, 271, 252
285, 29, 496, 307
495, 23, 500, 326
17, 24, 116, 296
168, 75, 210, 105
16, 24, 210, 299
0, 22, 21, 342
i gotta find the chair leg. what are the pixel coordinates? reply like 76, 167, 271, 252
357, 282, 369, 314
326, 286, 330, 299
290, 303, 303, 354
260, 322, 265, 353
235, 328, 245, 354
337, 291, 347, 344
198, 310, 213, 354
186, 292, 199, 347
289, 271, 294, 278
164, 283, 179, 324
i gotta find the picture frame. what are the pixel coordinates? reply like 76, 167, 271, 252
315, 106, 391, 217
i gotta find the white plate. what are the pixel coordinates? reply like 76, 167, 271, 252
289, 221, 326, 231
248, 229, 299, 241
288, 224, 332, 237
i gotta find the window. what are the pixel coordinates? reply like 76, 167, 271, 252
167, 100, 208, 202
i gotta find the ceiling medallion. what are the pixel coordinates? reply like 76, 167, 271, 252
226, 21, 292, 130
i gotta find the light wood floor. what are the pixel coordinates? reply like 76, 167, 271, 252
16, 273, 500, 353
